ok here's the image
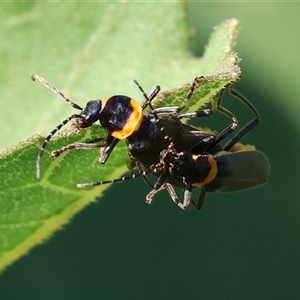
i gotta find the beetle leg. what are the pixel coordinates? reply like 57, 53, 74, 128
178, 184, 193, 210
146, 183, 183, 209
51, 139, 105, 158
135, 160, 154, 188
195, 188, 206, 210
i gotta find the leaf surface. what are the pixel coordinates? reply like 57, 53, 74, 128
0, 2, 240, 272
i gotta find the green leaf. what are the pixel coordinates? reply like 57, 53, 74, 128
0, 2, 240, 272
152, 19, 241, 112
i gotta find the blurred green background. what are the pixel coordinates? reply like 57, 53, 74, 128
1, 2, 300, 299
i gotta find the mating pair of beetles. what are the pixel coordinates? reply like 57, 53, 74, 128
33, 74, 270, 210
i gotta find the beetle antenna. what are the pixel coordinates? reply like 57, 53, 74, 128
133, 79, 160, 110
32, 74, 83, 111
77, 170, 152, 188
